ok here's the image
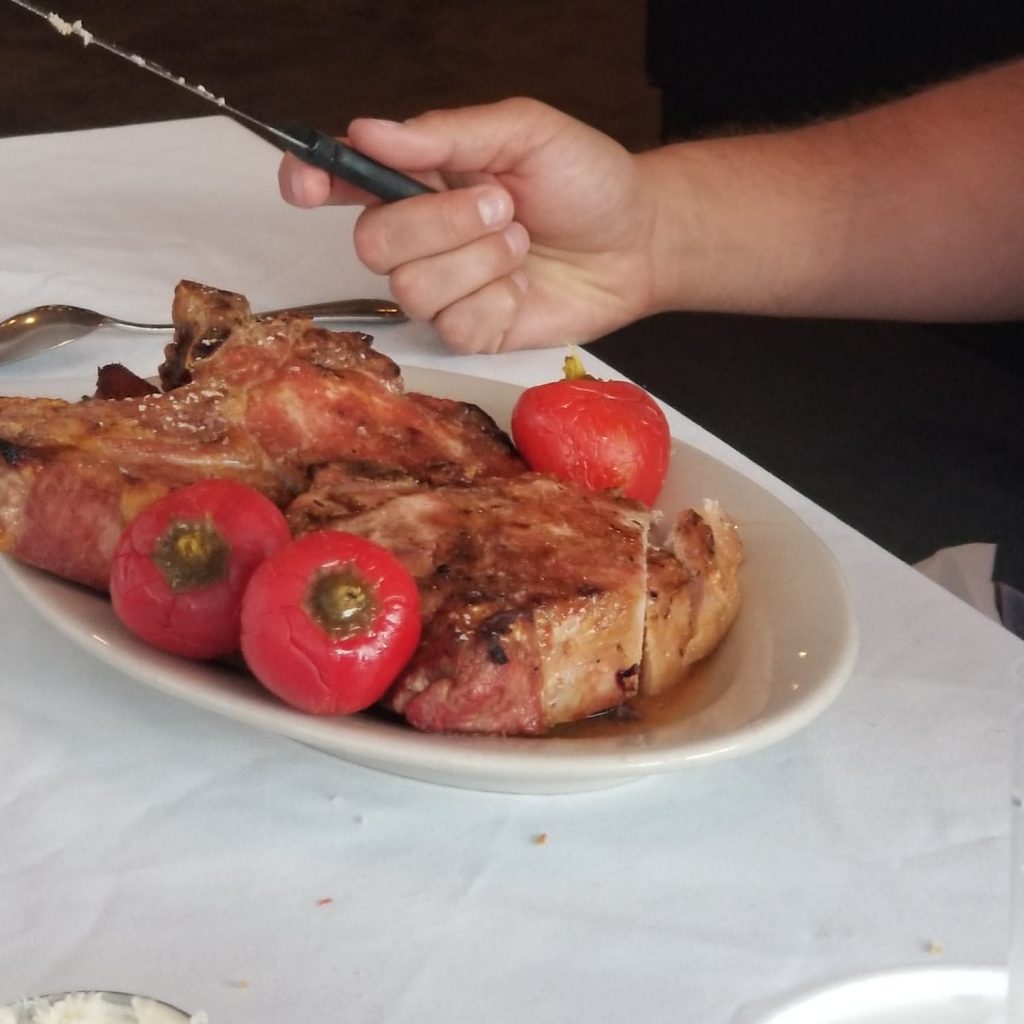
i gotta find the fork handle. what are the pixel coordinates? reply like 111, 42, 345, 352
270, 298, 406, 321
115, 298, 408, 330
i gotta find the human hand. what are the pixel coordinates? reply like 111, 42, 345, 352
278, 99, 659, 353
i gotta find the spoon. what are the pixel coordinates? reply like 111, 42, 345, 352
2, 989, 198, 1022
0, 298, 406, 366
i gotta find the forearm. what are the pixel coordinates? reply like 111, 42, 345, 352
640, 58, 1024, 322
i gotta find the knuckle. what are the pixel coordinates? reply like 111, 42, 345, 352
388, 265, 436, 321
436, 317, 484, 355
489, 230, 522, 274
352, 212, 392, 274
499, 96, 543, 117
496, 96, 554, 125
435, 282, 518, 354
437, 190, 488, 248
437, 198, 467, 246
404, 108, 443, 131
433, 304, 481, 354
490, 277, 523, 319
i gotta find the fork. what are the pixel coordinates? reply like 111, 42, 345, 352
0, 297, 405, 366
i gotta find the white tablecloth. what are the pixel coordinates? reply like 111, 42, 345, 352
1, 117, 1022, 1023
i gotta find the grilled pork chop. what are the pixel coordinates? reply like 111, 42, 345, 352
287, 462, 742, 735
288, 463, 648, 735
0, 283, 522, 589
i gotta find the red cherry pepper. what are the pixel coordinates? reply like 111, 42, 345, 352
109, 479, 292, 659
511, 352, 671, 506
240, 531, 421, 715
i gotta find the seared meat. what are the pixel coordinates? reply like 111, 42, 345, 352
0, 282, 522, 589
159, 279, 253, 390
0, 451, 162, 593
289, 464, 649, 735
290, 462, 742, 734
93, 363, 160, 400
641, 500, 743, 697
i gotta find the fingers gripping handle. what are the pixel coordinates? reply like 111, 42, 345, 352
281, 122, 434, 202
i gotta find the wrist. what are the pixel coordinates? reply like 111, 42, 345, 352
633, 140, 768, 316
634, 131, 843, 318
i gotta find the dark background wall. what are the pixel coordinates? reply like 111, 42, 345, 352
647, 0, 1024, 141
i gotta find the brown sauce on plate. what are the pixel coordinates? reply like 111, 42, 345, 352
553, 654, 729, 739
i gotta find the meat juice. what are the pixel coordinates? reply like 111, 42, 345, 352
554, 652, 732, 739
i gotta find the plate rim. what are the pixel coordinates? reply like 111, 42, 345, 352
748, 964, 1006, 1022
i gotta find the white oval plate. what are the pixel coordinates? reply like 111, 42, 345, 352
1, 366, 858, 793
748, 965, 1006, 1023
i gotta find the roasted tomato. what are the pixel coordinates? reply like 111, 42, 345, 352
240, 531, 421, 715
109, 479, 292, 659
510, 352, 671, 506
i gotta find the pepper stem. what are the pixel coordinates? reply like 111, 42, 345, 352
152, 517, 230, 591
307, 565, 377, 639
562, 348, 592, 380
